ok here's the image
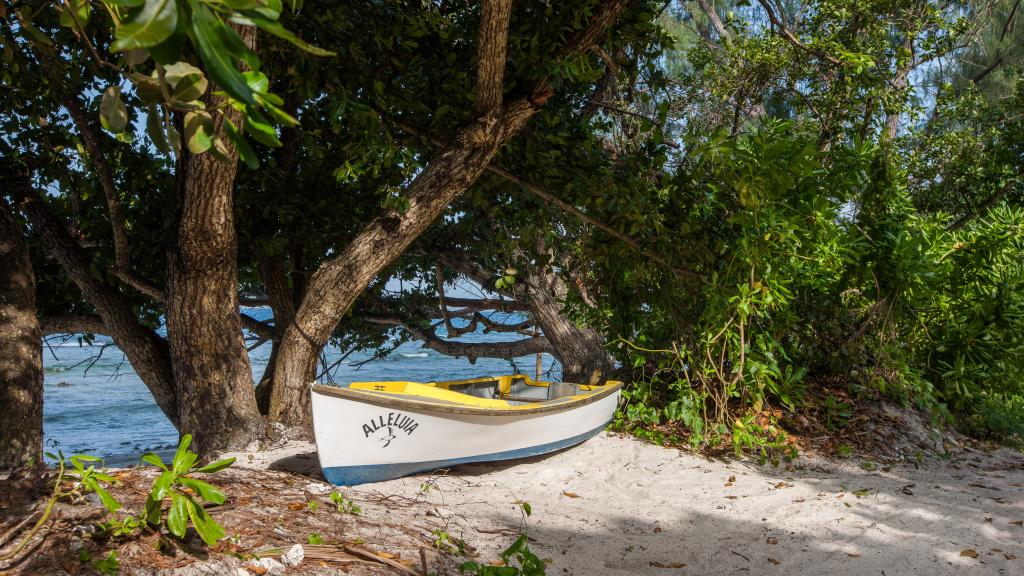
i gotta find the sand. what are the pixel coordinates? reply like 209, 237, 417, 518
226, 431, 1024, 576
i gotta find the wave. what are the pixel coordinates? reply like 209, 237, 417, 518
400, 352, 429, 358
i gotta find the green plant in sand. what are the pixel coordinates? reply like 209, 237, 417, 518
136, 434, 235, 545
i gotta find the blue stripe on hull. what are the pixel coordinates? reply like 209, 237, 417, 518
321, 423, 608, 486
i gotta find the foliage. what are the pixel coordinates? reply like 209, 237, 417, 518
329, 491, 361, 515
137, 434, 235, 546
578, 0, 1024, 448
16, 0, 333, 165
91, 550, 120, 576
432, 528, 470, 556
458, 501, 544, 576
4, 0, 1024, 465
60, 453, 122, 512
0, 452, 117, 563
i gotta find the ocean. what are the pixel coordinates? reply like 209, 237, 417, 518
42, 308, 559, 466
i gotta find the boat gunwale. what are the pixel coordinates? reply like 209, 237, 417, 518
310, 380, 623, 416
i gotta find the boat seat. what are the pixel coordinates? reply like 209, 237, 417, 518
546, 382, 578, 400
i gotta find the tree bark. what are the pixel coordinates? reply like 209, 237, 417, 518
0, 198, 43, 469
474, 0, 514, 116
164, 26, 262, 452
254, 253, 295, 414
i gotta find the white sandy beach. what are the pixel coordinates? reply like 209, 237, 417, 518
225, 431, 1024, 576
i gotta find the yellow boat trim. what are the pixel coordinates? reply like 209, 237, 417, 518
348, 381, 512, 408
339, 374, 622, 412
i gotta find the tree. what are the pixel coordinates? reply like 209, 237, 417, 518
1, 0, 326, 452
244, 0, 650, 428
0, 197, 42, 469
2, 0, 662, 449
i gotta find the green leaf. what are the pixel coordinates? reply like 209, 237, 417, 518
173, 434, 193, 466
100, 86, 129, 133
166, 121, 182, 156
162, 61, 208, 102
193, 457, 235, 474
186, 496, 225, 546
124, 49, 150, 66
94, 484, 122, 513
131, 73, 164, 104
147, 105, 169, 154
521, 502, 531, 517
167, 492, 188, 538
208, 136, 231, 163
223, 118, 259, 168
261, 102, 298, 126
111, 0, 178, 52
244, 107, 282, 147
149, 29, 186, 64
184, 111, 214, 154
189, 2, 257, 105
143, 495, 163, 525
140, 452, 168, 471
179, 477, 225, 505
223, 0, 262, 9
173, 450, 198, 474
59, 0, 90, 29
92, 472, 119, 483
243, 13, 335, 57
501, 535, 528, 558
151, 470, 174, 501
251, 0, 282, 19
242, 70, 269, 94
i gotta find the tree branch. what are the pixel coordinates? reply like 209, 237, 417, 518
41, 315, 107, 336
270, 0, 635, 423
755, 0, 841, 65
365, 316, 552, 363
475, 0, 514, 116
388, 118, 700, 281
437, 310, 535, 338
441, 296, 528, 311
562, 0, 633, 59
240, 313, 276, 341
946, 181, 1015, 232
694, 0, 731, 41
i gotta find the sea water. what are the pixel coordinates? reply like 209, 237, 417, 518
42, 308, 559, 466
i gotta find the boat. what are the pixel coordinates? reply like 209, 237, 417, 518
310, 374, 623, 486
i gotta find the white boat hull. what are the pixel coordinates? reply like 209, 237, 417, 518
311, 384, 620, 486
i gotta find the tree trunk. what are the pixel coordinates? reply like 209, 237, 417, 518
523, 267, 612, 383
0, 198, 43, 469
254, 253, 295, 414
164, 26, 262, 452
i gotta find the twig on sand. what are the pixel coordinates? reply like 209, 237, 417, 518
344, 544, 421, 575
731, 550, 750, 562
